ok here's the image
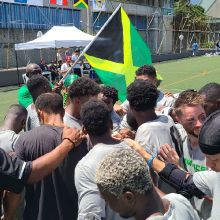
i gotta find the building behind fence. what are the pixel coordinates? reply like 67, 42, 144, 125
10, 0, 220, 70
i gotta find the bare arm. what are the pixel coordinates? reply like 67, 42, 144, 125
125, 139, 205, 199
125, 138, 166, 173
113, 103, 127, 116
158, 144, 180, 166
2, 191, 22, 220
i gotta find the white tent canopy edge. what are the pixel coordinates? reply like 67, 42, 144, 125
15, 26, 94, 50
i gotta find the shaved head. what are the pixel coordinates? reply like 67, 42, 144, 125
26, 63, 42, 78
6, 104, 27, 119
3, 104, 27, 133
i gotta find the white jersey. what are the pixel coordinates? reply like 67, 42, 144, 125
146, 193, 200, 220
75, 142, 134, 220
175, 123, 208, 173
63, 112, 82, 130
175, 123, 211, 220
121, 91, 175, 112
156, 91, 175, 109
193, 171, 220, 220
135, 115, 179, 193
0, 130, 19, 153
135, 115, 177, 156
26, 104, 40, 131
61, 63, 71, 72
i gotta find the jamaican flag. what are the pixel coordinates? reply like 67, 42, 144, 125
73, 0, 88, 8
85, 6, 152, 102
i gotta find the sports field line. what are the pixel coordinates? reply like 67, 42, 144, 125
161, 66, 220, 89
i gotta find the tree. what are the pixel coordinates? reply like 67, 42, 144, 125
173, 0, 209, 50
174, 0, 207, 31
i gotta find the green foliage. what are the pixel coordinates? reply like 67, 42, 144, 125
174, 0, 208, 31
201, 41, 215, 49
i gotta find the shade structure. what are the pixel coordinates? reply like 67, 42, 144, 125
15, 26, 94, 50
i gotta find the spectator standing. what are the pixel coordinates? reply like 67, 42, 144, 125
192, 40, 199, 56
71, 48, 82, 77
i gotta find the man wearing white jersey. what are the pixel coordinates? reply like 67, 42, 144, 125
120, 65, 175, 113
119, 65, 175, 131
173, 90, 207, 173
126, 109, 220, 220
127, 80, 180, 193
75, 100, 134, 220
127, 80, 179, 156
160, 90, 211, 219
96, 148, 199, 220
64, 77, 100, 129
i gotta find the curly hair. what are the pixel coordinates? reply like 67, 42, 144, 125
35, 93, 64, 115
80, 99, 111, 136
96, 148, 153, 198
127, 80, 159, 111
101, 86, 119, 104
174, 89, 204, 116
127, 110, 138, 131
69, 77, 100, 100
135, 65, 156, 78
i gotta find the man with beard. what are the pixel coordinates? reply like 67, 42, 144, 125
125, 108, 220, 220
173, 90, 207, 173
163, 90, 211, 219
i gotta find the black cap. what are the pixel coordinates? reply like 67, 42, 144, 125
199, 110, 220, 155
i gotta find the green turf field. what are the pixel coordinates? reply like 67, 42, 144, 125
155, 56, 220, 93
0, 56, 220, 124
0, 86, 18, 125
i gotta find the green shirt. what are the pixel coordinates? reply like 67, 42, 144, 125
18, 85, 33, 108
18, 82, 54, 108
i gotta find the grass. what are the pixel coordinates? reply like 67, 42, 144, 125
0, 86, 18, 125
0, 55, 220, 124
155, 55, 220, 93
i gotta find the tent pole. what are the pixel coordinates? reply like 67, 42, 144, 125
15, 50, 20, 87
54, 47, 59, 79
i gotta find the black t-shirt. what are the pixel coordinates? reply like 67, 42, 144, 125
0, 148, 31, 193
15, 125, 88, 220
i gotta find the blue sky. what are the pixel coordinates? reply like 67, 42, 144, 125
190, 0, 201, 4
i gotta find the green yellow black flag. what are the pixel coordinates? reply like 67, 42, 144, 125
73, 0, 88, 9
85, 6, 152, 101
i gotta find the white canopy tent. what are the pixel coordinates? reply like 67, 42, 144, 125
15, 26, 94, 50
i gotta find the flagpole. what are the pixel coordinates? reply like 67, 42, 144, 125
59, 3, 122, 83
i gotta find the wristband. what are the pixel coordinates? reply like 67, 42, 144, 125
62, 138, 76, 147
147, 155, 156, 169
